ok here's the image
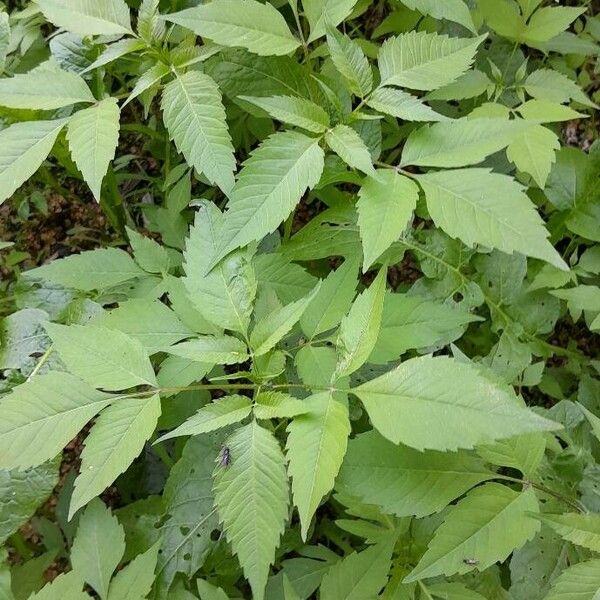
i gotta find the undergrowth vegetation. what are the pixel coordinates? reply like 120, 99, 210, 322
1, 0, 600, 598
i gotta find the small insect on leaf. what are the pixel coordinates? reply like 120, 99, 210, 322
220, 446, 231, 468
463, 558, 479, 566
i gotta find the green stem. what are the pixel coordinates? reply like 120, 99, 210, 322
494, 474, 585, 513
27, 344, 54, 381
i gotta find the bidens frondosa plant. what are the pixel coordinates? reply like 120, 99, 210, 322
1, 0, 600, 598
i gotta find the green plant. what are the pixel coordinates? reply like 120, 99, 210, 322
1, 0, 600, 598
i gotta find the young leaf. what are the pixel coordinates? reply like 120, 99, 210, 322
45, 323, 157, 391
506, 124, 560, 188
378, 31, 485, 90
210, 131, 325, 267
27, 248, 146, 291
357, 170, 418, 270
0, 67, 94, 109
417, 169, 567, 270
137, 0, 165, 44
335, 266, 387, 378
156, 395, 253, 442
400, 118, 531, 168
300, 257, 359, 339
533, 513, 600, 552
370, 293, 482, 363
545, 559, 600, 600
304, 0, 359, 42
184, 202, 257, 335
106, 541, 160, 600
238, 95, 330, 133
70, 394, 161, 518
162, 71, 236, 194
71, 499, 125, 599
253, 392, 309, 420
325, 124, 375, 176
126, 227, 170, 274
521, 6, 585, 44
319, 535, 396, 599
405, 483, 540, 582
164, 335, 249, 364
37, 0, 132, 36
352, 355, 560, 451
250, 284, 320, 356
337, 430, 493, 518
81, 39, 145, 73
326, 27, 372, 98
0, 372, 114, 470
0, 119, 68, 205
366, 86, 449, 122
163, 0, 299, 56
28, 572, 88, 600
214, 422, 289, 600
67, 97, 120, 201
286, 392, 351, 539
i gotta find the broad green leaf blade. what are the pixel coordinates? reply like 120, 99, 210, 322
325, 124, 375, 176
357, 170, 418, 270
106, 541, 160, 600
378, 31, 485, 90
353, 355, 560, 451
253, 392, 308, 420
0, 119, 68, 205
157, 395, 252, 442
477, 432, 546, 479
37, 0, 132, 36
162, 71, 236, 194
214, 422, 289, 600
304, 0, 359, 43
126, 227, 170, 274
0, 372, 114, 470
238, 95, 329, 133
164, 335, 249, 364
366, 86, 449, 122
0, 68, 94, 109
326, 27, 372, 98
82, 38, 145, 73
254, 253, 318, 304
67, 97, 120, 200
184, 202, 256, 335
335, 266, 387, 378
210, 131, 325, 267
71, 499, 125, 599
405, 483, 540, 582
399, 0, 476, 32
400, 119, 531, 168
521, 6, 585, 45
197, 579, 230, 600
545, 559, 600, 600
0, 13, 9, 75
300, 256, 359, 339
417, 169, 567, 271
154, 434, 221, 596
28, 572, 88, 600
370, 293, 481, 364
506, 124, 560, 188
250, 284, 320, 356
524, 68, 597, 108
163, 0, 299, 56
286, 392, 351, 539
534, 513, 600, 552
337, 430, 493, 518
70, 394, 161, 518
0, 461, 59, 544
320, 536, 395, 600
27, 247, 146, 291
45, 323, 157, 390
